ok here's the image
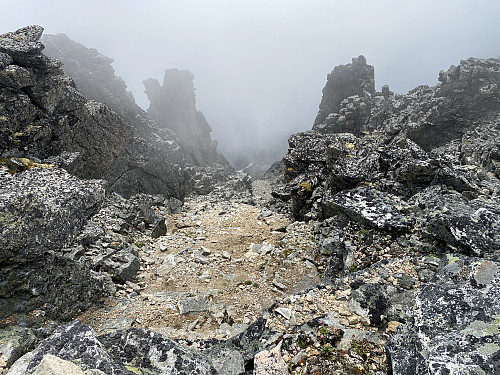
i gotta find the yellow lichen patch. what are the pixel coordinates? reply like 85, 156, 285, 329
12, 124, 42, 138
345, 142, 356, 149
0, 157, 53, 174
287, 167, 295, 172
300, 181, 313, 192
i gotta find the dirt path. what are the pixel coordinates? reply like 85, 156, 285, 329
78, 180, 320, 340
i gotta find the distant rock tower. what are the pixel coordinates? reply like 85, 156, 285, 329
144, 69, 225, 167
314, 55, 375, 126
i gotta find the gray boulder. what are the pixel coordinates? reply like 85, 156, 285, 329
411, 186, 500, 256
322, 187, 411, 232
0, 167, 114, 319
9, 321, 217, 375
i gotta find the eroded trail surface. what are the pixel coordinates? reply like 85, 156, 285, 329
77, 177, 404, 373
79, 180, 319, 341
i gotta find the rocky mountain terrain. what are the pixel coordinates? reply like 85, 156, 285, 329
1, 25, 499, 375
42, 33, 232, 188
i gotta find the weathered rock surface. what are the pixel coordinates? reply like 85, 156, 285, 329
7, 321, 217, 375
387, 254, 500, 375
1, 26, 231, 200
0, 166, 114, 320
275, 55, 500, 373
3, 26, 500, 375
42, 33, 232, 196
282, 56, 500, 256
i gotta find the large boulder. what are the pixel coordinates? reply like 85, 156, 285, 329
0, 166, 113, 319
8, 321, 217, 375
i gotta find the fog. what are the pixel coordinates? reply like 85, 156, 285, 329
2, 0, 500, 166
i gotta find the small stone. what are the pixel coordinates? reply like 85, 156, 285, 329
194, 253, 209, 264
275, 307, 292, 320
221, 250, 231, 260
198, 270, 211, 281
187, 319, 199, 331
178, 296, 209, 315
273, 280, 287, 290
348, 315, 360, 325
200, 246, 211, 256
386, 320, 403, 333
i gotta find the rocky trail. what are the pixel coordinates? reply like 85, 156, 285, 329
1, 26, 500, 375
68, 176, 415, 374
78, 179, 318, 342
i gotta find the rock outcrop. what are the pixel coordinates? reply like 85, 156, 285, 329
277, 55, 500, 373
42, 33, 232, 195
144, 69, 229, 168
0, 26, 192, 199
314, 55, 375, 127
0, 166, 114, 321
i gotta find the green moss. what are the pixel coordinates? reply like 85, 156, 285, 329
357, 228, 370, 236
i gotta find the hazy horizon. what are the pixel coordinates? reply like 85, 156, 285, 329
2, 0, 500, 165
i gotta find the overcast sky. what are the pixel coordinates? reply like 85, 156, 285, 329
1, 0, 500, 163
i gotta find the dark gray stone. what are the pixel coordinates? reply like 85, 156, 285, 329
322, 188, 411, 232
0, 167, 114, 319
178, 297, 209, 315
387, 254, 500, 375
348, 283, 415, 327
9, 321, 217, 375
150, 217, 167, 238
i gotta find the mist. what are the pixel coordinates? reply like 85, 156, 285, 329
2, 0, 500, 167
